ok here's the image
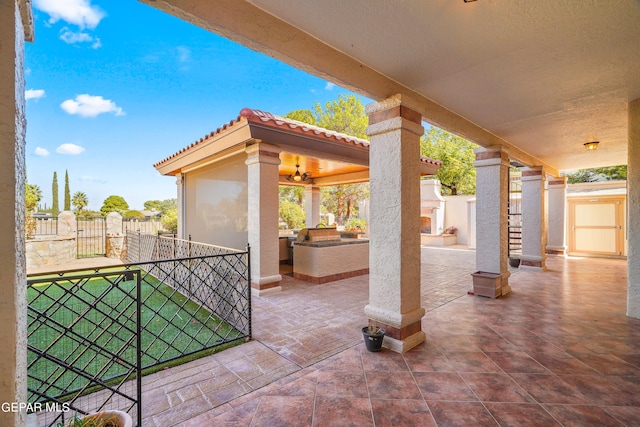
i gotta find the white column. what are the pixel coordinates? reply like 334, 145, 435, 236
1, 2, 31, 426
305, 185, 320, 228
547, 176, 567, 255
473, 147, 511, 297
365, 94, 425, 353
520, 166, 547, 270
175, 173, 184, 239
628, 98, 640, 318
245, 142, 282, 294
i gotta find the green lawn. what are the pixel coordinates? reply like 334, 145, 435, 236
27, 271, 245, 400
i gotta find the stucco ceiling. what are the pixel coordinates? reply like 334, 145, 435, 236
146, 0, 640, 174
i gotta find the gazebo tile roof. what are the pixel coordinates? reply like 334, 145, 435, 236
153, 108, 442, 168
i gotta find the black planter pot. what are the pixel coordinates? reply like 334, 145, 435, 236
509, 256, 521, 268
362, 326, 386, 352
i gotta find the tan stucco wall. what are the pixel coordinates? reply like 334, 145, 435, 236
0, 1, 29, 425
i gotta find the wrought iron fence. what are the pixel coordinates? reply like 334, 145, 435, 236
30, 215, 58, 236
27, 235, 251, 427
77, 217, 106, 258
122, 219, 164, 235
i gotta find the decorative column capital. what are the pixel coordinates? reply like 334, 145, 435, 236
366, 94, 424, 137
245, 141, 281, 166
175, 173, 183, 185
474, 146, 509, 167
521, 166, 545, 182
548, 176, 568, 188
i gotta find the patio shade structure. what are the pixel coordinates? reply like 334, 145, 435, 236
154, 107, 441, 296
2, 2, 640, 423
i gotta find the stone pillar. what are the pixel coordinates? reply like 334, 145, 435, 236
547, 176, 567, 255
365, 94, 425, 353
473, 147, 511, 297
246, 142, 282, 294
628, 98, 640, 318
105, 212, 123, 236
0, 2, 32, 426
57, 210, 77, 238
176, 173, 184, 238
305, 185, 321, 228
520, 167, 547, 270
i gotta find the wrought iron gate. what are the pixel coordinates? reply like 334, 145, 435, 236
77, 217, 106, 258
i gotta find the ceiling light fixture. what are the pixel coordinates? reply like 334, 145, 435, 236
286, 163, 312, 183
463, 0, 478, 2
584, 141, 599, 151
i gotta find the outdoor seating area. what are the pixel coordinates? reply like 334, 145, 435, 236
137, 247, 640, 426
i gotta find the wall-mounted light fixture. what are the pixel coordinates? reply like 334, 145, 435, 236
583, 141, 599, 151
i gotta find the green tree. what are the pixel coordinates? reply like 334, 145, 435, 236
52, 171, 59, 216
72, 191, 88, 212
144, 199, 163, 212
64, 170, 71, 211
420, 127, 477, 195
284, 109, 316, 125
284, 94, 370, 224
313, 94, 368, 139
279, 200, 305, 229
566, 165, 627, 183
279, 186, 304, 206
161, 209, 178, 234
124, 210, 145, 220
100, 195, 129, 216
26, 184, 42, 211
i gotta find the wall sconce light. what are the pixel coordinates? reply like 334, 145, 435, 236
286, 164, 312, 183
583, 141, 599, 151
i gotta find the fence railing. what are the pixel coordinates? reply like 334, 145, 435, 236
27, 235, 251, 427
122, 219, 164, 235
30, 215, 58, 236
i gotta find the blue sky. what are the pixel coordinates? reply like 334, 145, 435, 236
25, 0, 366, 211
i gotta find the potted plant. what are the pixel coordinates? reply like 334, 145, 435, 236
342, 218, 367, 238
58, 410, 133, 427
444, 226, 457, 235
362, 324, 386, 352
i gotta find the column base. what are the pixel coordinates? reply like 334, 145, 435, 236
520, 255, 547, 271
546, 245, 566, 256
382, 331, 426, 353
251, 274, 282, 296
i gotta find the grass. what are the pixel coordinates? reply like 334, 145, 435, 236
27, 270, 246, 400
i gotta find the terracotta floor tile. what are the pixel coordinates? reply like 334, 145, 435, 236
460, 372, 534, 403
568, 352, 640, 375
316, 370, 368, 398
559, 374, 640, 406
543, 404, 625, 426
446, 351, 503, 373
251, 396, 314, 427
365, 370, 422, 400
485, 351, 549, 374
414, 372, 477, 401
527, 351, 599, 375
312, 396, 373, 427
403, 349, 455, 372
428, 401, 499, 426
360, 347, 410, 372
371, 399, 436, 427
509, 373, 590, 404
603, 405, 640, 426
484, 402, 560, 427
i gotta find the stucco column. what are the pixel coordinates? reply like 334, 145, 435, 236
547, 176, 567, 255
305, 185, 321, 228
246, 142, 282, 294
1, 2, 31, 426
520, 167, 547, 270
628, 98, 640, 318
365, 94, 425, 353
473, 147, 511, 296
175, 173, 184, 239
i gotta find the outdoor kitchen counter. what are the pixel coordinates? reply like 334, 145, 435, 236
293, 238, 369, 284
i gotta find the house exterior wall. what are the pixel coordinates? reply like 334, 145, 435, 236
184, 154, 248, 250
443, 194, 475, 245
0, 1, 28, 425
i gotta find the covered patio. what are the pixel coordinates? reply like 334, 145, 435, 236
136, 247, 639, 426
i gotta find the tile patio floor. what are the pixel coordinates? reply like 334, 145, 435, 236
141, 247, 640, 426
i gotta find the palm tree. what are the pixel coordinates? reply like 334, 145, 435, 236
72, 191, 88, 212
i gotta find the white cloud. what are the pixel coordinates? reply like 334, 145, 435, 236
325, 82, 336, 91
177, 46, 191, 63
80, 175, 106, 184
56, 143, 85, 155
25, 89, 46, 101
34, 147, 50, 157
34, 0, 105, 29
60, 94, 125, 118
59, 28, 102, 48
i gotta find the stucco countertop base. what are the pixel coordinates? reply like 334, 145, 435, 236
293, 239, 369, 284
